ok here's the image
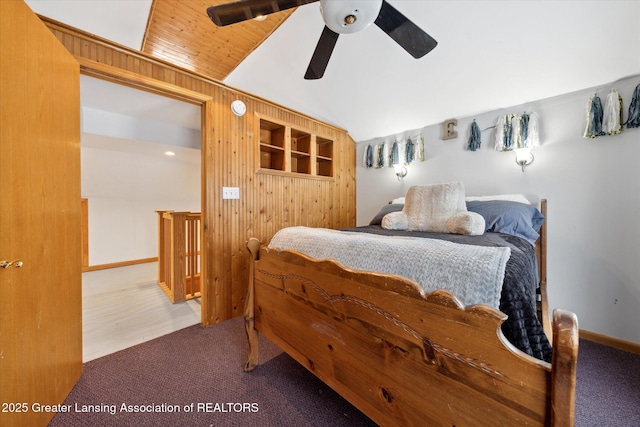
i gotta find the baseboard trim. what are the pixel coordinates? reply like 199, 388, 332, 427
82, 257, 158, 272
580, 329, 640, 354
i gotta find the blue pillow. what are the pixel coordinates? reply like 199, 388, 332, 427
466, 200, 544, 245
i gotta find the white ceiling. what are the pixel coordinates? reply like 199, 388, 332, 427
26, 1, 640, 142
26, 0, 152, 49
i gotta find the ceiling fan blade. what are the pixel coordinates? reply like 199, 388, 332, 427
304, 26, 339, 80
374, 0, 437, 58
207, 0, 318, 27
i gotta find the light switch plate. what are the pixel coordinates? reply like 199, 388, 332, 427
222, 187, 240, 200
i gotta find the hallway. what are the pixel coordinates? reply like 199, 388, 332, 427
82, 262, 201, 361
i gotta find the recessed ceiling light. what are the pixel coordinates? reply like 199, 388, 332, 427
254, 15, 267, 22
165, 151, 175, 156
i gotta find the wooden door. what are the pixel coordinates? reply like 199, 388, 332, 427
0, 1, 82, 426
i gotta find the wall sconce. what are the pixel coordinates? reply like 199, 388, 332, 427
514, 148, 534, 172
393, 163, 408, 180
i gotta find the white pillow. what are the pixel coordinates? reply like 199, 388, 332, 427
404, 182, 467, 232
390, 196, 405, 204
381, 211, 408, 230
446, 211, 485, 235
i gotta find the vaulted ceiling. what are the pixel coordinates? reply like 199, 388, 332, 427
141, 0, 295, 79
25, 1, 640, 142
27, 0, 294, 80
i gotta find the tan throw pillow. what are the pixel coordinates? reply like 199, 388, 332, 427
404, 182, 467, 232
447, 211, 486, 235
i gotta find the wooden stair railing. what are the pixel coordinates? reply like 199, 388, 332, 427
156, 210, 201, 303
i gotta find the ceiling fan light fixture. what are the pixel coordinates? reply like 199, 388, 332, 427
319, 0, 382, 34
344, 14, 356, 25
207, 0, 438, 80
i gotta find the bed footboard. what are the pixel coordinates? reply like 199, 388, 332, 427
245, 238, 578, 426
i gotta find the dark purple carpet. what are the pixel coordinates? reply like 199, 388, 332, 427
575, 339, 640, 426
47, 317, 639, 426
48, 316, 375, 427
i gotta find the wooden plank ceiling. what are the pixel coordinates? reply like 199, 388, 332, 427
141, 0, 296, 80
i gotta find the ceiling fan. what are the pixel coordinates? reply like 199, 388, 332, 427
206, 0, 437, 80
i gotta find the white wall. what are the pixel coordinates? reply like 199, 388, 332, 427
81, 135, 200, 266
356, 75, 640, 344
83, 107, 201, 149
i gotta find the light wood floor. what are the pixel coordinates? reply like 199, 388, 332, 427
82, 262, 201, 362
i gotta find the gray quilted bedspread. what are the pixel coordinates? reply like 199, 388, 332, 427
341, 225, 552, 362
269, 226, 511, 309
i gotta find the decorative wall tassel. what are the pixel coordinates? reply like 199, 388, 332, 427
520, 114, 529, 144
591, 95, 606, 137
511, 114, 520, 148
468, 120, 481, 151
494, 115, 506, 151
382, 143, 390, 167
364, 144, 373, 168
373, 144, 379, 168
626, 83, 640, 129
494, 114, 516, 151
416, 134, 425, 161
583, 94, 606, 138
494, 113, 539, 151
582, 96, 592, 138
405, 137, 415, 164
520, 112, 540, 149
390, 141, 400, 165
603, 90, 623, 135
375, 144, 384, 168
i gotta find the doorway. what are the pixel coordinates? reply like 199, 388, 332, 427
80, 75, 203, 361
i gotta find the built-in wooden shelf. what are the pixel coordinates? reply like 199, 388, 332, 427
316, 135, 333, 177
258, 116, 334, 179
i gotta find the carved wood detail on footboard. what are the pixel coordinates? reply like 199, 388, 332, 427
245, 238, 578, 426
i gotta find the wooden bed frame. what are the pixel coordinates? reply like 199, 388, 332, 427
243, 199, 579, 426
535, 200, 552, 343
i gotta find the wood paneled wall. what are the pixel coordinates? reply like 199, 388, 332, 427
42, 17, 356, 326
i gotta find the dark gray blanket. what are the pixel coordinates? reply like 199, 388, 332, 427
341, 225, 552, 362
